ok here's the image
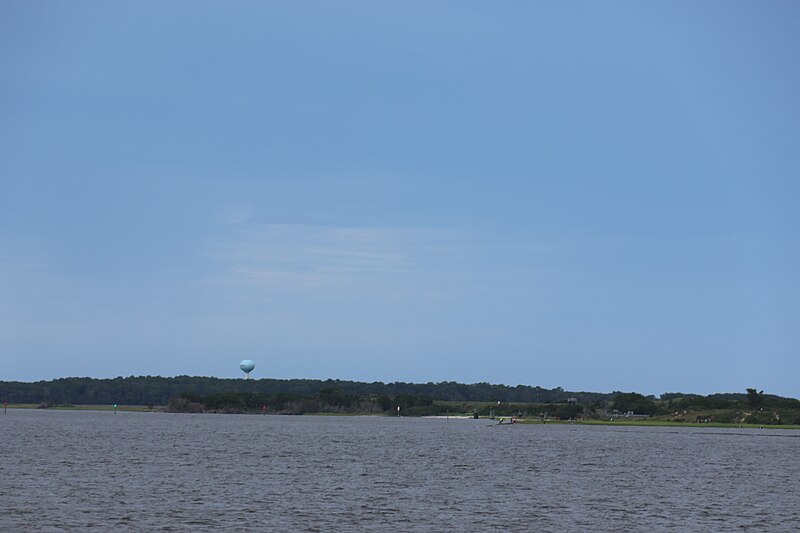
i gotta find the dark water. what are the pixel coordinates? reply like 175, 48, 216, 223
2, 410, 798, 532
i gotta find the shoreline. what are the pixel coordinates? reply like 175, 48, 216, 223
5, 405, 800, 429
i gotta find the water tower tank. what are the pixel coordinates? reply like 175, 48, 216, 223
240, 359, 255, 378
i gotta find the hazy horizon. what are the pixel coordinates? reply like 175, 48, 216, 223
2, 2, 798, 398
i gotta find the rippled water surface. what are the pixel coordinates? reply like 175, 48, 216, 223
2, 410, 798, 531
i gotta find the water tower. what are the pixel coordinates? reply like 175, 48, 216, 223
240, 359, 255, 379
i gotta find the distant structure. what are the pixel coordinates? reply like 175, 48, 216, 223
240, 359, 255, 379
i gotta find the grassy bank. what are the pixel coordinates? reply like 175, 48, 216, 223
518, 418, 800, 429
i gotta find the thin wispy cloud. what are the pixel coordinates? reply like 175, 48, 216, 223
209, 222, 466, 293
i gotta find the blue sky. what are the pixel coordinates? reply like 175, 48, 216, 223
1, 2, 798, 397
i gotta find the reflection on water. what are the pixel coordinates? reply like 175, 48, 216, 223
2, 410, 798, 531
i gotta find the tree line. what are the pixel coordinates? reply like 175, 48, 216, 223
164, 387, 800, 424
168, 388, 440, 416
0, 376, 615, 407
2, 376, 798, 424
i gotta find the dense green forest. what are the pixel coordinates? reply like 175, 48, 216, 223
1, 376, 610, 406
2, 376, 799, 424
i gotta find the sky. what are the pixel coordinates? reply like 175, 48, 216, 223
1, 2, 798, 397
